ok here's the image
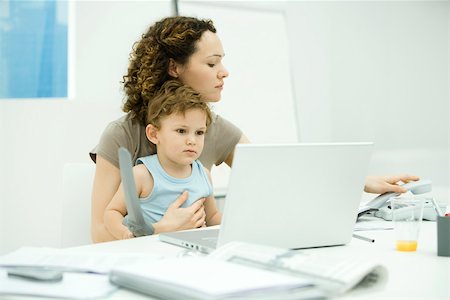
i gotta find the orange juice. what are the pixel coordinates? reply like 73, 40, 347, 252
396, 240, 418, 252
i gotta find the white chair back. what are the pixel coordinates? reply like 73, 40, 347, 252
61, 163, 95, 247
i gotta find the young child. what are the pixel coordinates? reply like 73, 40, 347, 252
104, 80, 222, 239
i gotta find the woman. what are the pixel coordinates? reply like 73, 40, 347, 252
90, 16, 418, 243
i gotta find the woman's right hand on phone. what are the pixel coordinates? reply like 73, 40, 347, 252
153, 191, 206, 234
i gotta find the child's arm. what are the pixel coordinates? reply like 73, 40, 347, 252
203, 168, 222, 226
104, 165, 153, 239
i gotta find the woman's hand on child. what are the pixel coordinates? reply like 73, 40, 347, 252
154, 191, 206, 234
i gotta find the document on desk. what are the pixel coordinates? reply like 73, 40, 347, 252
0, 246, 162, 274
0, 269, 117, 299
208, 241, 388, 295
110, 257, 325, 300
110, 241, 388, 299
354, 217, 394, 231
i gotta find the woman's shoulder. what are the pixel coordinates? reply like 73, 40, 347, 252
104, 114, 144, 137
99, 114, 148, 150
208, 113, 242, 135
199, 113, 243, 168
91, 113, 149, 167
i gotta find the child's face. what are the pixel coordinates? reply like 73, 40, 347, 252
155, 109, 207, 166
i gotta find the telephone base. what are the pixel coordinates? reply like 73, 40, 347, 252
373, 200, 446, 221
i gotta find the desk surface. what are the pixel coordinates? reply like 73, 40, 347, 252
1, 222, 449, 300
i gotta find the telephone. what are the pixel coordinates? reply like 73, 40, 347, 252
373, 199, 446, 221
357, 179, 433, 220
118, 147, 154, 236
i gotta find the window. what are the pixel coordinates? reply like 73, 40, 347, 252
0, 0, 68, 99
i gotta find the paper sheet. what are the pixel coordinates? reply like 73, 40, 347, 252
0, 269, 118, 299
354, 219, 394, 231
0, 247, 161, 274
111, 257, 314, 298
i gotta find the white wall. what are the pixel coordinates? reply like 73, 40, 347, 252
1, 0, 448, 254
286, 1, 448, 191
180, 1, 298, 189
0, 0, 171, 254
186, 0, 449, 196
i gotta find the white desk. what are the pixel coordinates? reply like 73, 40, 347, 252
316, 222, 450, 299
1, 222, 449, 300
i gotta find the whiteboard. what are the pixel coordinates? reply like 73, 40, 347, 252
180, 2, 297, 190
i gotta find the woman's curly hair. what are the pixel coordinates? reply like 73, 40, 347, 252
122, 16, 216, 125
147, 80, 212, 130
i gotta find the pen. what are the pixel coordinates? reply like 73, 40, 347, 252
353, 233, 375, 243
430, 197, 444, 217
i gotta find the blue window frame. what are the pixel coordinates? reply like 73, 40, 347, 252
0, 0, 68, 99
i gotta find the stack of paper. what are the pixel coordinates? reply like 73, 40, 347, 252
0, 269, 117, 299
110, 257, 326, 299
0, 246, 160, 299
0, 246, 161, 274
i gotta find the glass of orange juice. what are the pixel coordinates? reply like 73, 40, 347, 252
391, 196, 425, 252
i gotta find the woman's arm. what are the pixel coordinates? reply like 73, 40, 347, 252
91, 155, 121, 243
223, 134, 418, 196
364, 174, 420, 194
203, 169, 222, 226
224, 134, 250, 167
204, 195, 221, 226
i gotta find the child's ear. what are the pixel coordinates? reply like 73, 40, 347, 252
146, 124, 159, 144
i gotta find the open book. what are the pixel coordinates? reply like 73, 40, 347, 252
110, 241, 387, 300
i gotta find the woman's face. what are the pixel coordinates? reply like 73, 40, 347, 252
176, 31, 229, 102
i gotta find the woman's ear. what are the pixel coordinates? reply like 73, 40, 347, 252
146, 124, 159, 144
168, 58, 181, 78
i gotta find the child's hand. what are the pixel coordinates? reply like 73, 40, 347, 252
121, 229, 135, 240
154, 192, 206, 233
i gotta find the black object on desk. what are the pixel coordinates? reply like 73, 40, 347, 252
437, 216, 450, 257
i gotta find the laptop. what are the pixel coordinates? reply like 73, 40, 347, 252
160, 143, 373, 253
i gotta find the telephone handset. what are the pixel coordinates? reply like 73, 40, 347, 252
118, 147, 154, 236
357, 179, 432, 219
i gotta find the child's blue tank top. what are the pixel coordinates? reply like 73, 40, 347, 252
124, 154, 213, 224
